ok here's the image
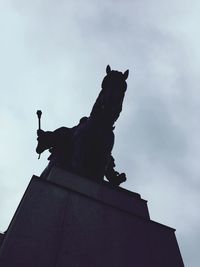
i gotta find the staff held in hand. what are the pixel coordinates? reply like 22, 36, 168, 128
36, 110, 42, 159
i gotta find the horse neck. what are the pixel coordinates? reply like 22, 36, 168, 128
90, 82, 125, 128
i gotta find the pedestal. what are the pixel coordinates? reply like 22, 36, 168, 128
0, 167, 184, 267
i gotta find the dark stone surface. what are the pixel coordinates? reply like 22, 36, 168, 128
0, 169, 184, 267
46, 167, 150, 219
0, 234, 4, 247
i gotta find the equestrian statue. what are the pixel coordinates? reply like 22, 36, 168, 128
36, 65, 129, 186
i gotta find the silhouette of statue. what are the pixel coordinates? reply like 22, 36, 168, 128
36, 65, 129, 186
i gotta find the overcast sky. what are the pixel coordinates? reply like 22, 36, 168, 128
0, 0, 200, 266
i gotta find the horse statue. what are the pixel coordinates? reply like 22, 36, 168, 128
36, 65, 129, 186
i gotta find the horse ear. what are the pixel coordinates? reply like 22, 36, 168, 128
123, 70, 129, 80
106, 65, 111, 74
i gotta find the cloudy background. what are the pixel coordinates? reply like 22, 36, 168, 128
0, 0, 199, 265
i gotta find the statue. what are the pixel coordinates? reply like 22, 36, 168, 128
36, 65, 129, 186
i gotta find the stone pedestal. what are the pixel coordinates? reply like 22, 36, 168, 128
0, 234, 4, 247
0, 167, 184, 267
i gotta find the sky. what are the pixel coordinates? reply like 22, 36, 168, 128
0, 0, 199, 265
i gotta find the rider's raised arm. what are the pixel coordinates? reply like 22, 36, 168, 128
36, 127, 71, 154
36, 130, 55, 154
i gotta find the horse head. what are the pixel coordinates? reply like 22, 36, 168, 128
98, 65, 129, 124
102, 65, 129, 91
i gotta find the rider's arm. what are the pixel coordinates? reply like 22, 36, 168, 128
36, 130, 55, 154
36, 127, 70, 154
